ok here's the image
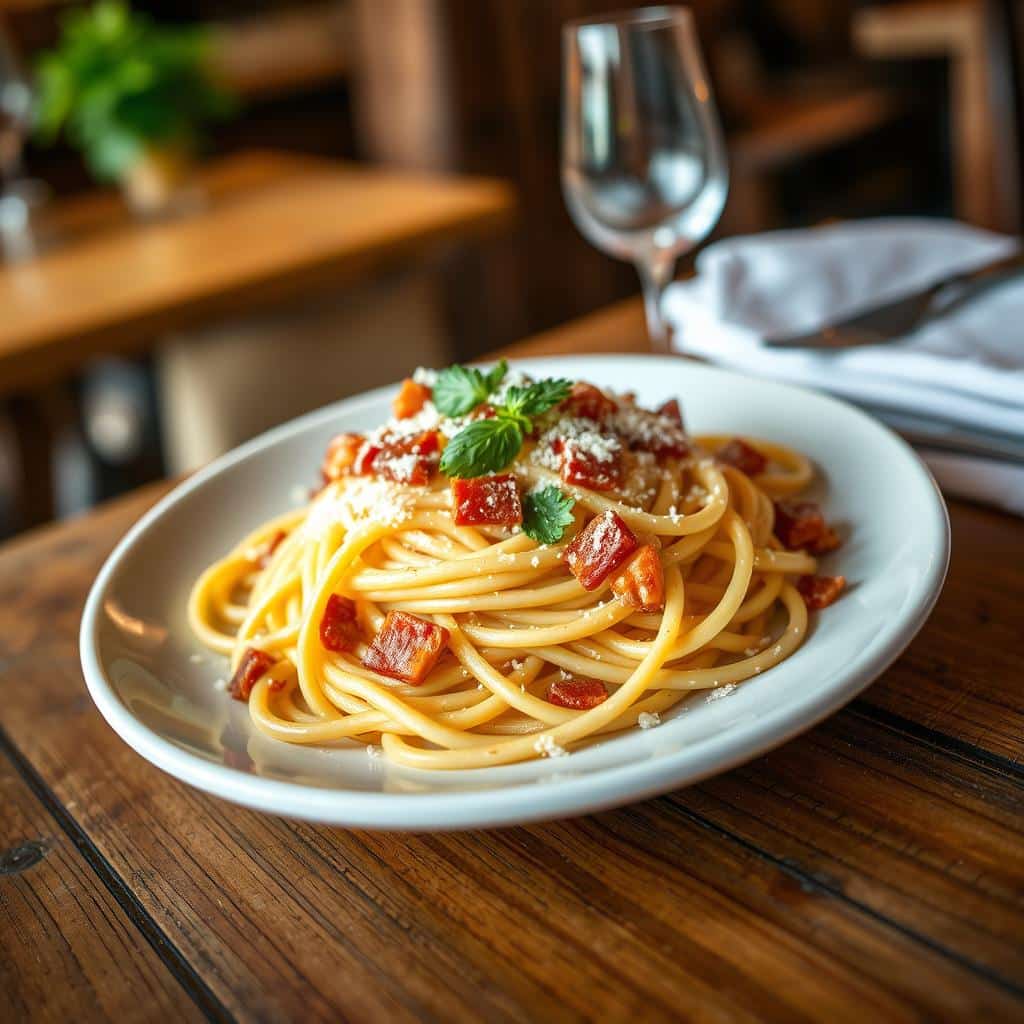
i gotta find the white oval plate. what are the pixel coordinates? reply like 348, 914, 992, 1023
80, 355, 949, 830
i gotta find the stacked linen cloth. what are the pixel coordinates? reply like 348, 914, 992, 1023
663, 219, 1024, 515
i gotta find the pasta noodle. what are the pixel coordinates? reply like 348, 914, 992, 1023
189, 367, 845, 769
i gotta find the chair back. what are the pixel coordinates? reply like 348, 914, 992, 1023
988, 0, 1024, 233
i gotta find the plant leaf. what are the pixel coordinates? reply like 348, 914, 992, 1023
522, 486, 576, 544
439, 418, 523, 478
432, 365, 490, 417
484, 359, 508, 394
502, 378, 572, 419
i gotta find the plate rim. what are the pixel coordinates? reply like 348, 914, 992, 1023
79, 354, 951, 830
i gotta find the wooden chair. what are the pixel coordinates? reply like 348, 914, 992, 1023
987, 0, 1024, 234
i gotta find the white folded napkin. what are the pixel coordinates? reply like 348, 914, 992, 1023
663, 219, 1024, 515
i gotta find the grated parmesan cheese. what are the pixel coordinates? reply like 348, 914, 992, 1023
638, 711, 661, 729
533, 734, 568, 758
531, 417, 622, 471
706, 684, 737, 702
304, 477, 414, 536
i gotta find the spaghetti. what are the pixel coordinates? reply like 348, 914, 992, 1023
189, 365, 846, 769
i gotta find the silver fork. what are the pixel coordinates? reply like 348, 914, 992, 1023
764, 250, 1024, 349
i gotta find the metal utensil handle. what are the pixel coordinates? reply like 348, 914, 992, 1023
935, 249, 1024, 295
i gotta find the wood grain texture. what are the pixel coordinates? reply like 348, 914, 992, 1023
0, 485, 1022, 1019
0, 748, 200, 1022
0, 302, 1022, 1020
0, 150, 514, 399
858, 500, 1024, 765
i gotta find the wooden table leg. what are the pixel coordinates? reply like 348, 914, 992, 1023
7, 393, 57, 531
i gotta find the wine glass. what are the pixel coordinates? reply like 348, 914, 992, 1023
561, 6, 727, 351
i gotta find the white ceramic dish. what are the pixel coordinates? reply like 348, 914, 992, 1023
80, 355, 949, 830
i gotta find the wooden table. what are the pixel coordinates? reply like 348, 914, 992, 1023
1, 149, 513, 527
2, 298, 1023, 1022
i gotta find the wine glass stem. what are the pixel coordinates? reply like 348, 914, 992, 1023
636, 256, 675, 354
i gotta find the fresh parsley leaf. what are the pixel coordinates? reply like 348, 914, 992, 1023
522, 486, 576, 544
432, 365, 490, 417
432, 360, 509, 417
503, 378, 572, 419
484, 359, 508, 394
439, 418, 523, 478
438, 371, 570, 478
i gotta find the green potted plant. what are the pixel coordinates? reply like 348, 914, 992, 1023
34, 1, 233, 215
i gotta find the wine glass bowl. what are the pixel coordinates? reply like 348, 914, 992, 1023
561, 6, 727, 350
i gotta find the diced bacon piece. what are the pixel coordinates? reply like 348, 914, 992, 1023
547, 677, 608, 710
797, 574, 846, 610
322, 433, 365, 482
633, 424, 690, 459
562, 381, 618, 422
392, 378, 431, 419
320, 594, 360, 653
554, 437, 623, 491
774, 501, 842, 554
352, 442, 382, 476
812, 526, 842, 555
362, 610, 450, 684
411, 430, 440, 454
451, 473, 523, 526
228, 647, 275, 702
256, 530, 286, 569
616, 406, 689, 459
376, 430, 441, 486
657, 398, 684, 425
611, 544, 665, 610
717, 438, 767, 476
565, 510, 638, 590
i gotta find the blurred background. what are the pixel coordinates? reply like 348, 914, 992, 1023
0, 0, 1020, 539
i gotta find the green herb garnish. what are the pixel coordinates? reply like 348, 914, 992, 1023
439, 374, 572, 477
432, 360, 508, 417
502, 378, 575, 419
437, 418, 523, 478
522, 486, 576, 544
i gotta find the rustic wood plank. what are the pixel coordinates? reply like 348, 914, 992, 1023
0, 747, 202, 1023
856, 501, 1024, 767
2, 663, 1022, 1022
687, 710, 1024, 985
0, 487, 1022, 1020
